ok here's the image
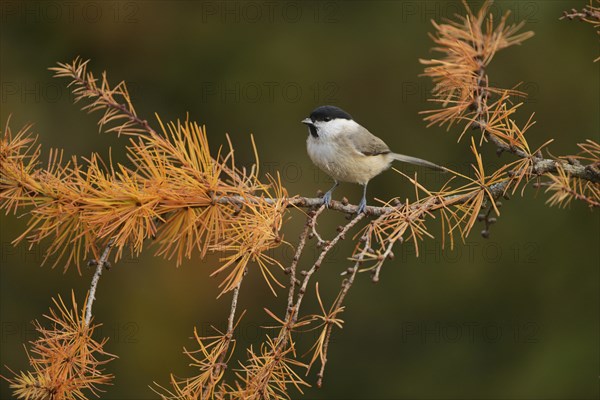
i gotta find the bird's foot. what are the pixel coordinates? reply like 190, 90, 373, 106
357, 197, 368, 214
322, 190, 333, 208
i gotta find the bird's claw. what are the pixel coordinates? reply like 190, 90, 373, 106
357, 198, 367, 214
322, 191, 333, 208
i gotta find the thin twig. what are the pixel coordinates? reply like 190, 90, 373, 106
273, 212, 365, 354
316, 240, 369, 388
225, 273, 244, 337
286, 214, 314, 316
309, 205, 327, 244
372, 236, 402, 283
292, 213, 366, 323
560, 3, 600, 22
203, 270, 245, 398
69, 70, 158, 138
84, 239, 114, 326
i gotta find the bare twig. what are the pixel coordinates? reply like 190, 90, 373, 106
273, 212, 366, 355
560, 2, 600, 22
316, 239, 369, 388
286, 213, 314, 316
203, 270, 245, 398
372, 235, 401, 283
309, 205, 327, 244
84, 239, 114, 326
292, 213, 366, 323
225, 274, 244, 339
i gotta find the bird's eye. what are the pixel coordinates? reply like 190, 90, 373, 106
324, 117, 331, 122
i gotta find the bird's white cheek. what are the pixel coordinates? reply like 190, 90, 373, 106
317, 119, 356, 138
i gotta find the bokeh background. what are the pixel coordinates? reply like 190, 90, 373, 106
1, 1, 599, 398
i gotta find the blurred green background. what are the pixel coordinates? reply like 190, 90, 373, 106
1, 1, 598, 399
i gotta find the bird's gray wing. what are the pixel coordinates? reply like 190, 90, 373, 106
346, 125, 391, 156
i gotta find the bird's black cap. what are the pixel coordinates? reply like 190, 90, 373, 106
308, 105, 353, 122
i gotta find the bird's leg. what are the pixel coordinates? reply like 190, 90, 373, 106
322, 180, 339, 207
357, 183, 369, 214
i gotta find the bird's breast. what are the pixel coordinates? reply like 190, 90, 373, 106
306, 136, 392, 184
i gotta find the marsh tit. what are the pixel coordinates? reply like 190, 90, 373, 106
301, 105, 445, 213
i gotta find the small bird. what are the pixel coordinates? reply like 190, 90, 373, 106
301, 105, 445, 213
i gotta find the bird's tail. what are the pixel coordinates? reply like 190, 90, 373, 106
391, 153, 446, 172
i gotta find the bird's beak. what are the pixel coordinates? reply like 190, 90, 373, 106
301, 118, 314, 126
